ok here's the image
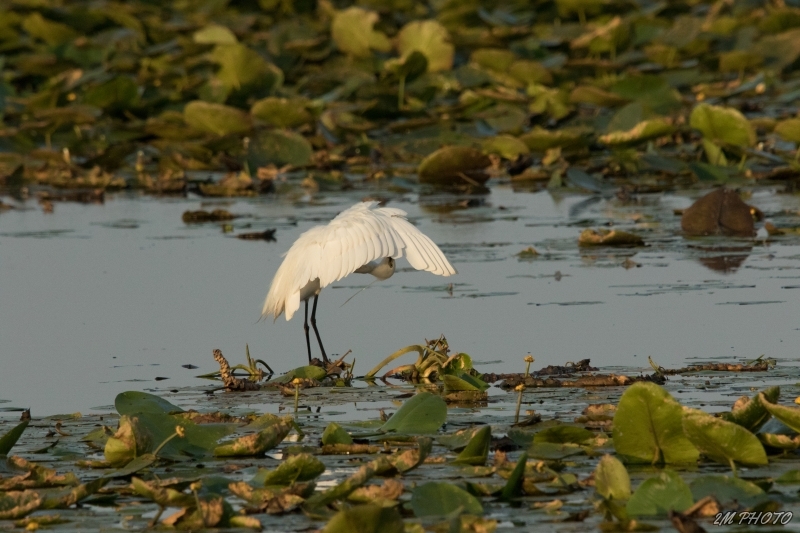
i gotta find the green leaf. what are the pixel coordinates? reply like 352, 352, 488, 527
322, 422, 354, 445
184, 101, 251, 136
22, 13, 78, 46
690, 103, 755, 147
443, 374, 480, 391
214, 418, 293, 457
83, 77, 139, 111
612, 382, 699, 464
527, 441, 585, 460
411, 482, 483, 517
627, 470, 693, 516
719, 386, 779, 432
533, 426, 594, 444
0, 421, 29, 456
115, 391, 183, 416
250, 97, 312, 128
438, 426, 486, 451
380, 392, 447, 435
683, 411, 767, 468
609, 75, 682, 114
304, 456, 392, 510
760, 393, 800, 434
193, 24, 237, 45
331, 7, 391, 58
417, 146, 491, 186
689, 475, 767, 506
518, 127, 590, 152
252, 453, 325, 486
249, 130, 314, 169
275, 365, 327, 383
452, 425, 491, 466
595, 454, 631, 500
389, 437, 431, 473
482, 135, 530, 159
209, 43, 283, 99
106, 453, 156, 478
322, 504, 404, 533
775, 118, 800, 144
396, 20, 454, 72
499, 452, 526, 501
599, 118, 674, 147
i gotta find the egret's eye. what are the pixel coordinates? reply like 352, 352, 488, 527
389, 258, 394, 266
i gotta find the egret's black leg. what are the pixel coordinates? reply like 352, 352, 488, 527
303, 299, 312, 363
310, 294, 328, 363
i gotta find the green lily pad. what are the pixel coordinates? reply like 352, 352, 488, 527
612, 382, 699, 464
452, 425, 491, 466
184, 101, 251, 136
331, 7, 391, 58
532, 426, 594, 444
518, 127, 590, 152
689, 475, 767, 506
214, 417, 293, 457
578, 228, 644, 247
275, 365, 327, 383
627, 470, 693, 516
396, 20, 454, 72
411, 482, 483, 517
599, 118, 674, 147
251, 453, 325, 486
0, 421, 28, 456
760, 393, 800, 434
482, 135, 530, 159
322, 422, 354, 445
22, 13, 78, 46
438, 426, 487, 451
380, 391, 446, 435
508, 60, 553, 86
719, 386, 779, 432
417, 146, 491, 186
774, 118, 800, 144
690, 103, 755, 147
499, 452, 527, 501
249, 130, 313, 168
250, 97, 313, 128
193, 24, 237, 45
527, 441, 585, 460
595, 454, 631, 500
82, 77, 139, 112
115, 391, 183, 416
209, 43, 283, 99
470, 48, 515, 71
322, 504, 404, 533
682, 411, 767, 468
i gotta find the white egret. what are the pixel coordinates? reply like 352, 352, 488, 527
261, 201, 457, 363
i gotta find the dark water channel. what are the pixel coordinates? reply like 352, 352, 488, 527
2, 184, 800, 416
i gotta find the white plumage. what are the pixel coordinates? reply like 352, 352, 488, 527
261, 201, 457, 362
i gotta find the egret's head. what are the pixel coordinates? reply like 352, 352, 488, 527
372, 257, 396, 280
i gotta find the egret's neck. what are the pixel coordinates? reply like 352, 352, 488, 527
355, 257, 395, 280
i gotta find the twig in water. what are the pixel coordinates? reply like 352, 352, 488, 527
213, 349, 261, 391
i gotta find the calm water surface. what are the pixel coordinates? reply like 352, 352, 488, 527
2, 184, 799, 415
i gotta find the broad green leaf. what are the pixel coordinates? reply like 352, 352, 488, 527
107, 453, 156, 478
39, 477, 109, 509
470, 48, 515, 71
452, 425, 491, 465
627, 470, 693, 516
533, 426, 594, 444
275, 365, 327, 383
719, 386, 779, 432
184, 101, 251, 136
610, 75, 682, 114
595, 454, 631, 500
518, 127, 590, 152
760, 393, 800, 434
508, 60, 552, 86
775, 118, 800, 144
578, 228, 644, 247
499, 452, 526, 501
482, 135, 530, 159
249, 130, 314, 168
251, 453, 325, 486
759, 432, 800, 450
0, 421, 29, 456
322, 504, 404, 533
570, 85, 630, 107
250, 97, 312, 128
417, 146, 490, 186
389, 437, 431, 473
776, 470, 800, 484
322, 422, 353, 445
438, 426, 486, 450
599, 118, 674, 147
22, 13, 77, 46
193, 24, 237, 44
689, 475, 767, 506
82, 77, 139, 111
331, 7, 391, 58
612, 382, 699, 464
209, 44, 283, 96
411, 482, 483, 517
527, 441, 585, 460
381, 392, 446, 435
690, 103, 755, 147
214, 417, 293, 457
396, 20, 454, 72
683, 411, 767, 468
304, 456, 392, 510
115, 391, 183, 416
443, 374, 480, 391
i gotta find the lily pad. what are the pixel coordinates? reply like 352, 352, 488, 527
251, 97, 313, 128
214, 417, 293, 457
380, 392, 446, 435
252, 453, 325, 486
321, 422, 353, 445
612, 382, 699, 464
452, 425, 491, 466
595, 454, 631, 500
689, 475, 767, 506
396, 20, 454, 72
323, 504, 404, 533
774, 118, 800, 144
599, 118, 674, 147
331, 7, 391, 58
115, 391, 183, 416
275, 365, 327, 383
682, 411, 768, 468
193, 24, 237, 45
518, 127, 590, 152
183, 101, 251, 136
411, 482, 483, 517
719, 386, 779, 432
533, 426, 594, 444
578, 228, 644, 247
249, 130, 314, 168
0, 421, 29, 455
417, 146, 491, 186
626, 470, 693, 516
680, 188, 755, 237
690, 103, 755, 148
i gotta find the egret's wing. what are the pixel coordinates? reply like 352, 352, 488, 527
262, 202, 456, 321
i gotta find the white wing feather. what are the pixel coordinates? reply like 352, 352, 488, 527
262, 202, 456, 321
